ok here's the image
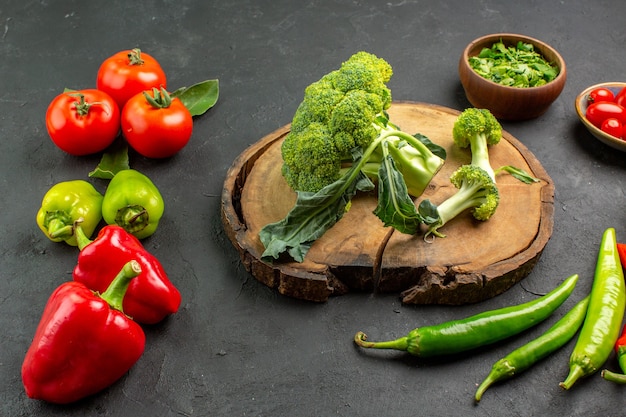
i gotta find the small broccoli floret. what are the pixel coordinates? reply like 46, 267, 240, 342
422, 164, 499, 238
452, 108, 502, 181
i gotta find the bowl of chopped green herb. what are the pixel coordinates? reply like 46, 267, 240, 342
459, 33, 566, 121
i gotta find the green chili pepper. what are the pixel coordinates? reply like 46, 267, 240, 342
601, 324, 626, 384
102, 169, 164, 239
36, 180, 103, 246
560, 227, 626, 390
475, 295, 589, 402
354, 274, 578, 358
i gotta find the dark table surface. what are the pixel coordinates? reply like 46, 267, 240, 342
3, 1, 626, 416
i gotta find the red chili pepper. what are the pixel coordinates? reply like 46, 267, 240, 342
22, 261, 145, 404
617, 243, 626, 268
74, 225, 181, 324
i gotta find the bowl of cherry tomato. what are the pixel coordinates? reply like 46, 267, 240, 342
575, 82, 626, 151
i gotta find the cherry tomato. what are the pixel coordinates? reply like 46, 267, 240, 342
615, 87, 626, 108
45, 89, 120, 156
97, 48, 167, 109
586, 102, 626, 128
587, 87, 615, 104
601, 118, 622, 139
121, 88, 193, 159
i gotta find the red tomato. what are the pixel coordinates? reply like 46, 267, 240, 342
587, 87, 615, 104
586, 102, 626, 128
601, 118, 622, 139
96, 48, 167, 109
121, 89, 193, 159
45, 89, 120, 156
615, 87, 626, 108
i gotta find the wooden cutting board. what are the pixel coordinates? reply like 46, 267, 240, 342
221, 102, 554, 304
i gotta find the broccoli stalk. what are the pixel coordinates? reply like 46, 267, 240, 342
420, 165, 499, 239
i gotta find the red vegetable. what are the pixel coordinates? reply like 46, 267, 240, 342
601, 117, 622, 139
587, 87, 615, 104
45, 89, 120, 156
22, 261, 145, 404
615, 87, 626, 108
586, 102, 626, 128
616, 243, 626, 268
74, 225, 181, 324
97, 48, 167, 109
121, 87, 193, 158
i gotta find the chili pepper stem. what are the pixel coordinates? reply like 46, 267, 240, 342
559, 364, 587, 390
99, 260, 142, 313
474, 359, 515, 402
601, 369, 626, 384
353, 331, 408, 351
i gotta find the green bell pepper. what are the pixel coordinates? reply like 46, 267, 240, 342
36, 180, 104, 246
102, 169, 164, 239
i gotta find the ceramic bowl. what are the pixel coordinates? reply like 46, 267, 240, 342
459, 33, 567, 121
575, 82, 626, 152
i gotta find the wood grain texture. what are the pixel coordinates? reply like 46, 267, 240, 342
221, 102, 554, 304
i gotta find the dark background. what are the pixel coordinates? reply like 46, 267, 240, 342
2, 1, 626, 416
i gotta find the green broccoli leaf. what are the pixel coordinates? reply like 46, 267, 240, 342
259, 164, 373, 262
373, 151, 423, 234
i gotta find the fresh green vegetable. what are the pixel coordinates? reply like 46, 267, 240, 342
259, 52, 446, 262
354, 274, 578, 358
280, 51, 444, 195
475, 295, 589, 402
419, 164, 499, 238
102, 169, 164, 239
451, 107, 502, 181
450, 107, 538, 184
469, 40, 559, 88
418, 108, 539, 238
560, 228, 626, 390
36, 180, 104, 246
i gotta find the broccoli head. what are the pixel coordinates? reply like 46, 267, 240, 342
452, 108, 502, 181
281, 51, 443, 195
421, 164, 499, 238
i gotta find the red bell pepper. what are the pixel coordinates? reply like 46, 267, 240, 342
22, 261, 145, 404
73, 224, 181, 324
